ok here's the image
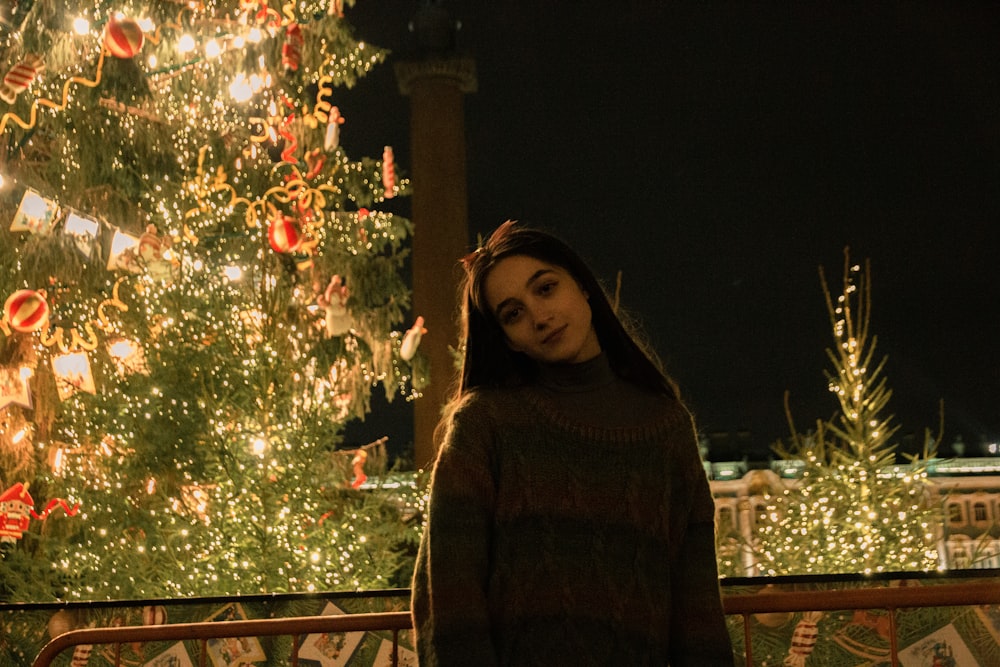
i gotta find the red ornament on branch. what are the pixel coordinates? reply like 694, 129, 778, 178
4, 289, 49, 333
268, 215, 302, 253
104, 17, 145, 59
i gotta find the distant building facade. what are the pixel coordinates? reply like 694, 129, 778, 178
709, 457, 1000, 575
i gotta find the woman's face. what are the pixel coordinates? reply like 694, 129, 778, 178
483, 255, 601, 365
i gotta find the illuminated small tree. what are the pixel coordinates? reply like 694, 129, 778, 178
751, 249, 942, 576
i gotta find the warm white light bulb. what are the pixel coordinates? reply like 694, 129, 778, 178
73, 17, 90, 35
229, 74, 253, 102
178, 34, 196, 53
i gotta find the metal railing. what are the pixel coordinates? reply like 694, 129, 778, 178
32, 611, 413, 667
725, 580, 1000, 667
32, 579, 1000, 667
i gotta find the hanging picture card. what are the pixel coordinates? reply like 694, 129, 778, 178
106, 228, 142, 273
204, 603, 266, 667
9, 188, 60, 235
51, 351, 96, 400
63, 211, 102, 259
0, 365, 32, 410
299, 602, 364, 666
144, 642, 194, 667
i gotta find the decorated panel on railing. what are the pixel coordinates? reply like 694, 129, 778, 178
725, 576, 1000, 667
6, 591, 415, 666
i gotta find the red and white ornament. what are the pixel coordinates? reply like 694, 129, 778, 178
784, 611, 822, 667
70, 643, 93, 667
4, 289, 49, 333
104, 17, 145, 59
142, 605, 167, 626
268, 215, 302, 253
400, 316, 426, 361
381, 146, 396, 198
324, 106, 344, 151
0, 54, 45, 104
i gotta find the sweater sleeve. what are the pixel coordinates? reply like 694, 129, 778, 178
669, 418, 736, 666
411, 397, 499, 667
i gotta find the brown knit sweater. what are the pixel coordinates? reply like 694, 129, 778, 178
411, 355, 734, 666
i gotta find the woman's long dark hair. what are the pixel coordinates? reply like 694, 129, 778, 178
454, 220, 678, 399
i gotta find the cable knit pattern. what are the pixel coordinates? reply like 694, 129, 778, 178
411, 355, 734, 666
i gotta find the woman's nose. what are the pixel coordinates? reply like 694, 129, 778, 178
531, 307, 551, 329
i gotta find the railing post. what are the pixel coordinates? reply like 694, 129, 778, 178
741, 613, 753, 667
888, 607, 898, 667
291, 632, 300, 667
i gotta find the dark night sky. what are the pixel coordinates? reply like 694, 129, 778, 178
342, 2, 1000, 461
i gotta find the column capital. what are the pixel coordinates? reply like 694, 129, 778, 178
395, 57, 478, 96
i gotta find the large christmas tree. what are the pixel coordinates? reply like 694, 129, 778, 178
0, 0, 424, 603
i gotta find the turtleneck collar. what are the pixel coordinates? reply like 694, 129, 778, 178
536, 352, 616, 393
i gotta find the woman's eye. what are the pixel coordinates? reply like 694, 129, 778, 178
538, 281, 557, 295
501, 307, 521, 324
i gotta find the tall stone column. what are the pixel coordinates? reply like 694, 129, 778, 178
396, 53, 476, 469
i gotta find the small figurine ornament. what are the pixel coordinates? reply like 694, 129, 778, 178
316, 275, 351, 336
400, 316, 426, 361
351, 449, 367, 488
324, 106, 344, 150
138, 224, 166, 262
0, 482, 79, 543
0, 482, 33, 542
381, 146, 396, 198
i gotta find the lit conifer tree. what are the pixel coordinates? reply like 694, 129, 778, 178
0, 0, 424, 606
751, 249, 942, 576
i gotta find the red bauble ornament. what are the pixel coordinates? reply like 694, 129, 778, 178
104, 18, 145, 59
268, 216, 302, 253
4, 289, 49, 333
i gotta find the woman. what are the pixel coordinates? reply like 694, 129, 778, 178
411, 221, 733, 666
